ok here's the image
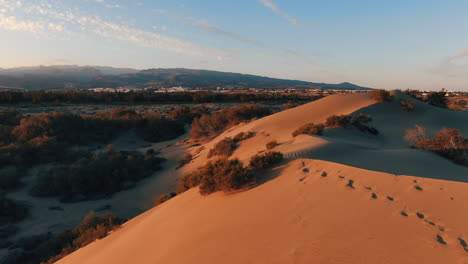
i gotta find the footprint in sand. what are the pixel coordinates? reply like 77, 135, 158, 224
436, 235, 447, 245
303, 168, 309, 173
371, 193, 378, 199
346, 180, 355, 189
401, 211, 409, 217
414, 185, 423, 191
321, 171, 327, 177
458, 238, 468, 252
416, 212, 425, 219
386, 196, 394, 201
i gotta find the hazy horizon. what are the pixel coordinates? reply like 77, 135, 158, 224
1, 0, 468, 91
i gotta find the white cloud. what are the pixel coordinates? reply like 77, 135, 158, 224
175, 17, 258, 45
432, 48, 468, 77
258, 0, 299, 25
0, 0, 229, 59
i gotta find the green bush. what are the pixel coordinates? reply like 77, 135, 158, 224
178, 158, 254, 195
248, 151, 284, 169
292, 123, 324, 137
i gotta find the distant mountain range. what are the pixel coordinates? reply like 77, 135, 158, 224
0, 65, 373, 91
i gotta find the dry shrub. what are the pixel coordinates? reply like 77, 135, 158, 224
370, 89, 393, 102
179, 153, 193, 167
233, 131, 254, 142
207, 137, 237, 158
325, 115, 352, 128
249, 151, 284, 169
154, 193, 176, 206
178, 158, 253, 195
405, 126, 467, 164
190, 104, 271, 140
292, 123, 325, 137
266, 140, 279, 150
400, 99, 416, 111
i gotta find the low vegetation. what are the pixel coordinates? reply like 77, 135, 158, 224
400, 99, 416, 111
190, 104, 271, 140
370, 89, 393, 102
292, 123, 325, 137
30, 145, 165, 202
266, 140, 279, 150
207, 132, 255, 158
178, 158, 254, 195
325, 113, 378, 135
5, 212, 123, 264
154, 193, 177, 206
405, 125, 467, 165
248, 151, 284, 169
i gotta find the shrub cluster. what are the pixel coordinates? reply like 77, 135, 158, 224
154, 193, 177, 206
248, 151, 284, 169
405, 126, 467, 164
30, 146, 165, 202
5, 212, 123, 264
207, 132, 255, 158
292, 123, 325, 137
370, 89, 393, 102
400, 99, 416, 111
190, 104, 271, 139
266, 140, 279, 150
178, 158, 254, 195
325, 113, 378, 135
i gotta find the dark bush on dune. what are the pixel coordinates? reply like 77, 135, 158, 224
154, 193, 177, 206
400, 99, 416, 111
207, 137, 238, 158
292, 123, 325, 137
266, 140, 279, 150
370, 89, 393, 102
167, 105, 208, 123
8, 212, 123, 264
190, 104, 271, 140
30, 145, 165, 201
207, 132, 254, 158
325, 115, 352, 128
248, 151, 284, 169
325, 113, 378, 135
405, 126, 467, 164
178, 158, 254, 195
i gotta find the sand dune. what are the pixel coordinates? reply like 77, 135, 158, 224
57, 92, 468, 264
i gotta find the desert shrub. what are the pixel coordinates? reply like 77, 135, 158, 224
400, 99, 416, 111
207, 137, 238, 158
30, 147, 166, 201
426, 90, 447, 108
167, 105, 208, 123
178, 153, 193, 167
284, 101, 303, 110
447, 99, 466, 111
0, 195, 29, 224
190, 104, 271, 139
405, 126, 467, 164
292, 123, 325, 137
370, 89, 393, 102
266, 140, 279, 150
154, 193, 176, 206
248, 151, 284, 169
325, 115, 352, 128
0, 166, 23, 191
233, 131, 254, 142
178, 158, 254, 195
6, 212, 124, 264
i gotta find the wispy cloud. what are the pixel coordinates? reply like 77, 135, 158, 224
175, 17, 259, 45
0, 0, 229, 60
432, 48, 468, 77
258, 0, 299, 25
92, 0, 121, 9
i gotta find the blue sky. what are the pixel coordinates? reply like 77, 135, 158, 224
1, 0, 468, 90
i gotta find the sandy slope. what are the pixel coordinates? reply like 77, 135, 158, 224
57, 92, 468, 264
57, 159, 468, 264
